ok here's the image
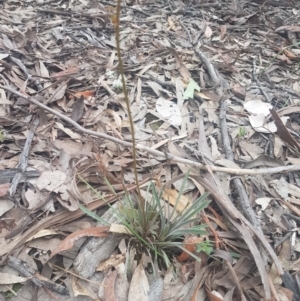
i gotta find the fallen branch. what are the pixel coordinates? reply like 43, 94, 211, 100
9, 116, 39, 196
220, 101, 263, 232
8, 256, 69, 295
0, 169, 40, 183
192, 173, 284, 300
194, 47, 281, 299
1, 84, 300, 176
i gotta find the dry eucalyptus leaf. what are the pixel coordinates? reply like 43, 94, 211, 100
0, 273, 27, 284
244, 100, 272, 116
128, 262, 149, 301
37, 170, 66, 192
255, 198, 272, 211
248, 114, 289, 133
156, 97, 182, 127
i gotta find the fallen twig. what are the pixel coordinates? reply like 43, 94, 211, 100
192, 173, 284, 300
1, 84, 300, 176
220, 101, 262, 232
8, 256, 69, 295
0, 169, 40, 183
9, 56, 43, 91
9, 116, 39, 196
194, 47, 282, 299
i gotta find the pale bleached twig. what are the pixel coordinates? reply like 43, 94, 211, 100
1, 84, 300, 176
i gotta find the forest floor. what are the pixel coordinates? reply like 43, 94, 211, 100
0, 0, 300, 300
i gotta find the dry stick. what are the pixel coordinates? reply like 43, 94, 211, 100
9, 56, 43, 91
9, 117, 39, 196
284, 212, 300, 223
179, 18, 192, 45
1, 84, 300, 176
195, 48, 277, 299
8, 256, 42, 288
225, 261, 247, 301
220, 101, 271, 284
193, 174, 283, 300
198, 49, 264, 234
220, 101, 262, 232
0, 169, 40, 182
194, 49, 227, 94
198, 117, 275, 299
8, 55, 45, 195
8, 256, 69, 295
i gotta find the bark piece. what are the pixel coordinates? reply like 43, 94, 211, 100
73, 201, 124, 278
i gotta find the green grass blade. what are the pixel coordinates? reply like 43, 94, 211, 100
78, 204, 111, 226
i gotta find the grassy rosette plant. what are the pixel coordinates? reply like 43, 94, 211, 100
80, 173, 210, 267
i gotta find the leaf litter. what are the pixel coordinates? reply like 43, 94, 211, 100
0, 0, 299, 300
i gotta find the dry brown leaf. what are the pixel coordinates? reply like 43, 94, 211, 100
0, 183, 10, 197
243, 154, 284, 169
71, 97, 84, 122
49, 226, 110, 259
47, 81, 68, 103
55, 121, 82, 139
50, 66, 79, 79
275, 25, 300, 32
239, 140, 264, 159
0, 273, 27, 284
72, 90, 95, 98
205, 286, 224, 301
270, 108, 300, 153
166, 47, 191, 82
162, 188, 189, 212
177, 236, 205, 262
220, 25, 227, 40
72, 276, 99, 299
127, 262, 149, 301
105, 108, 123, 132
38, 61, 50, 78
204, 25, 213, 38
104, 270, 118, 301
0, 195, 118, 263
97, 254, 125, 272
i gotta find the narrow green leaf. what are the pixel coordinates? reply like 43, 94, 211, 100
78, 204, 110, 225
